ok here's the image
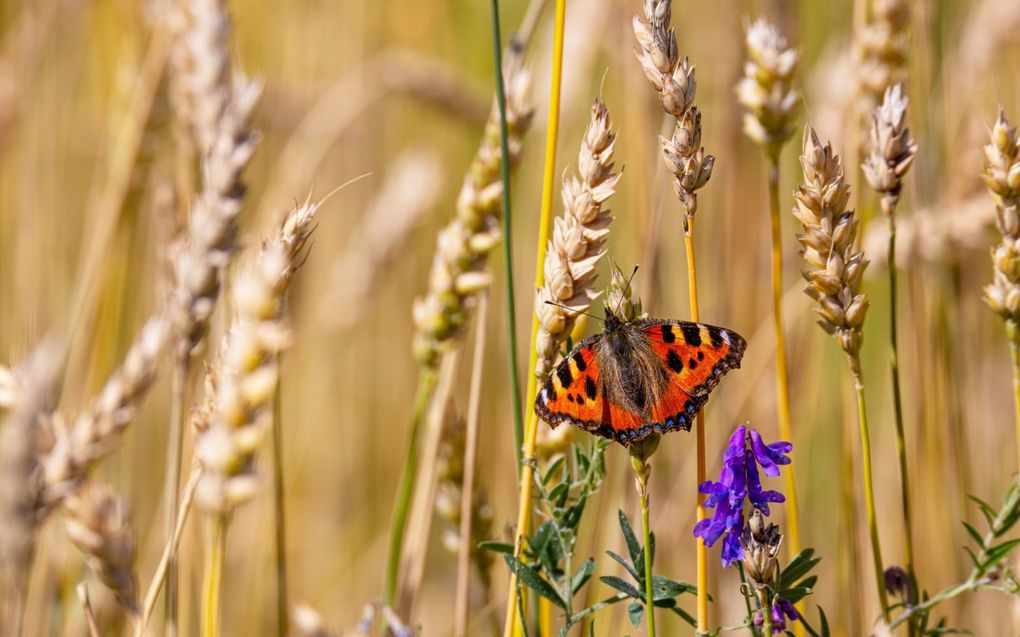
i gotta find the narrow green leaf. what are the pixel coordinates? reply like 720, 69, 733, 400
980, 537, 1020, 570
618, 510, 641, 565
478, 541, 513, 555
504, 555, 566, 609
572, 558, 596, 594
960, 521, 985, 549
651, 575, 693, 600
668, 604, 697, 627
779, 548, 820, 588
543, 456, 566, 486
966, 494, 996, 528
599, 575, 642, 599
605, 550, 640, 582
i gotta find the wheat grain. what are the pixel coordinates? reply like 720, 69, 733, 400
64, 486, 139, 614
983, 110, 1020, 325
794, 127, 870, 360
0, 344, 60, 622
862, 84, 916, 205
533, 98, 620, 379
853, 0, 909, 125
194, 197, 322, 514
737, 18, 799, 155
411, 46, 533, 368
633, 0, 712, 217
38, 319, 170, 510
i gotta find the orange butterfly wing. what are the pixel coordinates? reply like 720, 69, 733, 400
534, 340, 638, 441
640, 320, 747, 436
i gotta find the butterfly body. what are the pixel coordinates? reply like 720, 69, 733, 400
535, 314, 746, 445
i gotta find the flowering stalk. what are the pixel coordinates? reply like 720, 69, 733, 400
736, 18, 801, 561
793, 127, 889, 619
632, 2, 714, 628
397, 43, 532, 609
982, 110, 1020, 469
630, 435, 660, 637
695, 425, 801, 636
507, 95, 618, 636
861, 83, 918, 613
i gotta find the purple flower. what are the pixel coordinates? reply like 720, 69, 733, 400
749, 429, 792, 477
754, 598, 800, 634
693, 424, 792, 567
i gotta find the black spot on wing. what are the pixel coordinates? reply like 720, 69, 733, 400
585, 376, 598, 400
556, 362, 573, 389
667, 350, 684, 373
708, 325, 724, 348
572, 352, 587, 372
681, 324, 702, 346
660, 324, 676, 343
688, 357, 698, 370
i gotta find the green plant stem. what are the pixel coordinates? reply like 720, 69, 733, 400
271, 373, 287, 637
1010, 323, 1020, 471
736, 564, 759, 636
384, 369, 439, 605
201, 515, 227, 637
848, 359, 890, 621
761, 602, 773, 636
488, 0, 524, 473
629, 452, 656, 637
164, 355, 188, 636
883, 197, 916, 637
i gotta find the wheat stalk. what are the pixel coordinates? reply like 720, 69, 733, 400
411, 46, 533, 368
534, 98, 620, 379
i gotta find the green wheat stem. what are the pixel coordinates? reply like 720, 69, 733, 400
383, 368, 439, 605
629, 440, 659, 637
489, 0, 525, 472
271, 371, 288, 637
884, 197, 916, 637
1010, 323, 1020, 471
848, 358, 890, 621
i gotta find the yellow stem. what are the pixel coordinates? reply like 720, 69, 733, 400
201, 516, 227, 637
684, 219, 709, 633
849, 360, 890, 621
1011, 325, 1020, 472
766, 159, 802, 558
503, 2, 566, 635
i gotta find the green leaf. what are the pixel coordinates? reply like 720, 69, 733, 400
980, 537, 1020, 570
628, 601, 644, 626
478, 541, 513, 555
779, 548, 820, 588
504, 555, 566, 609
667, 604, 697, 627
572, 558, 596, 594
651, 575, 693, 601
819, 606, 831, 637
960, 521, 985, 549
529, 521, 556, 556
618, 510, 642, 566
543, 456, 566, 486
966, 494, 996, 528
606, 550, 640, 582
549, 483, 569, 507
963, 546, 980, 568
599, 575, 642, 599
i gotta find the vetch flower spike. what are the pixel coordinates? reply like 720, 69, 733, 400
693, 424, 790, 567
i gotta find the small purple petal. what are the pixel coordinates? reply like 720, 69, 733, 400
721, 528, 744, 567
749, 429, 792, 477
747, 461, 785, 514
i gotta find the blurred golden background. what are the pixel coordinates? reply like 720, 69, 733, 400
1, 0, 1019, 634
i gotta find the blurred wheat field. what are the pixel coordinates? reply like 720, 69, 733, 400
0, 0, 1019, 635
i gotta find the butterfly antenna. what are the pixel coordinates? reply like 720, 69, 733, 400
611, 264, 640, 318
544, 300, 605, 323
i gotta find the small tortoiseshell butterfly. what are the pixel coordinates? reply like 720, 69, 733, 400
535, 312, 746, 445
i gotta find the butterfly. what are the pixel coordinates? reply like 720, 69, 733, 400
535, 311, 747, 445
